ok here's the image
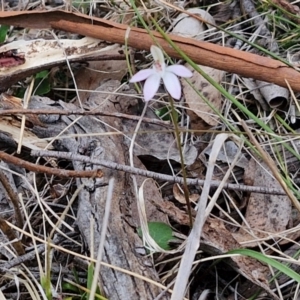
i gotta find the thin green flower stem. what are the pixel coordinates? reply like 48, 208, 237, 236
128, 1, 194, 224
129, 101, 149, 192
128, 2, 193, 225
168, 95, 193, 228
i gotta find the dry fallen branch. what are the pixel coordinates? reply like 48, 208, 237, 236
0, 151, 104, 178
31, 149, 287, 195
1, 10, 300, 91
0, 37, 125, 92
0, 108, 173, 128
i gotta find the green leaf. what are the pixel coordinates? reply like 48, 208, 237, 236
155, 106, 178, 122
72, 267, 80, 286
34, 71, 50, 95
62, 282, 80, 293
41, 274, 52, 300
86, 263, 94, 294
0, 25, 9, 43
35, 70, 49, 79
34, 78, 51, 95
87, 263, 102, 299
228, 249, 300, 283
138, 222, 173, 250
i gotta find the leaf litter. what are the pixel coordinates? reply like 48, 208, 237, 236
0, 1, 300, 300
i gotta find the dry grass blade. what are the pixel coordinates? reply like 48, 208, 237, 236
172, 133, 236, 300
89, 178, 114, 299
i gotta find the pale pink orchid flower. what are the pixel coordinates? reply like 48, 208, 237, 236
130, 45, 193, 102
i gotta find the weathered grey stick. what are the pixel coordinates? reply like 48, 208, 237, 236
31, 150, 287, 195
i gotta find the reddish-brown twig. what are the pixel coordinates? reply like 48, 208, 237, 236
0, 151, 103, 178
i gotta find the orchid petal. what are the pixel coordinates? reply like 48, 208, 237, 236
130, 68, 155, 83
143, 73, 161, 101
163, 71, 182, 100
166, 65, 193, 78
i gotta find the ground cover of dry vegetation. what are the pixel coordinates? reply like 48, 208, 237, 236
1, 0, 300, 299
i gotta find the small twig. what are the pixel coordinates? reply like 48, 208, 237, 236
0, 244, 44, 272
0, 108, 173, 129
0, 169, 24, 230
31, 150, 287, 195
0, 217, 24, 255
0, 151, 103, 178
0, 232, 66, 272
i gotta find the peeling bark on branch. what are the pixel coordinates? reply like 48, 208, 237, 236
0, 10, 300, 92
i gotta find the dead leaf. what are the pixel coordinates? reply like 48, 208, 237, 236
75, 51, 127, 103
234, 158, 292, 246
182, 65, 224, 127
151, 198, 191, 226
172, 8, 216, 40
173, 183, 199, 204
201, 140, 249, 169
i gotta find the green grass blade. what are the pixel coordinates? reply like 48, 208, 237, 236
228, 249, 300, 283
